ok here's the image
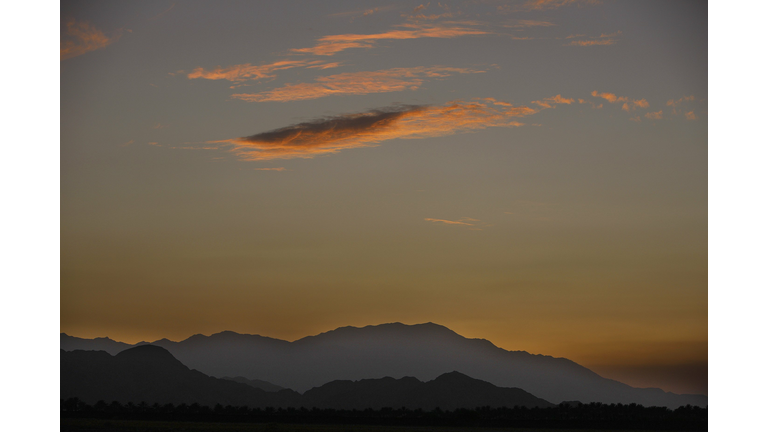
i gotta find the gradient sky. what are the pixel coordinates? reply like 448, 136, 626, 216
60, 0, 707, 395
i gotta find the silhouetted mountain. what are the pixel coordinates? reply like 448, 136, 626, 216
61, 323, 707, 408
61, 346, 552, 410
60, 346, 301, 407
303, 371, 553, 410
60, 333, 132, 354
221, 376, 284, 392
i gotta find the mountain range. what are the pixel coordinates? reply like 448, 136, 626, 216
60, 322, 707, 408
61, 345, 552, 409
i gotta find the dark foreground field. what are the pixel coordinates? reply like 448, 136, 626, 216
61, 418, 674, 432
61, 399, 706, 431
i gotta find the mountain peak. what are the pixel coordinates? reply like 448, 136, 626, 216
115, 344, 185, 368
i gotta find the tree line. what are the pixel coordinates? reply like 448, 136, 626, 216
61, 398, 706, 430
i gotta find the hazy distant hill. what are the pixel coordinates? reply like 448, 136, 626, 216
302, 371, 553, 410
60, 346, 552, 409
60, 333, 133, 354
61, 323, 707, 408
60, 345, 301, 407
221, 376, 284, 392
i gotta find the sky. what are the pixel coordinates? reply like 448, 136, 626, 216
59, 0, 707, 395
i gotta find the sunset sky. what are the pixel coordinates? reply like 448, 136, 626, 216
60, 0, 707, 395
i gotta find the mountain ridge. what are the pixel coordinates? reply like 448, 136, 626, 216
60, 322, 706, 408
61, 346, 553, 410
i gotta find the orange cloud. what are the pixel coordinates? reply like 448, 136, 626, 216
425, 217, 476, 226
210, 100, 534, 161
506, 20, 556, 28
565, 39, 616, 46
666, 95, 696, 106
592, 91, 654, 115
306, 62, 343, 70
578, 99, 603, 109
60, 19, 119, 60
523, 0, 601, 10
532, 94, 574, 108
290, 42, 375, 56
329, 5, 399, 19
685, 111, 697, 120
187, 60, 317, 83
291, 23, 490, 56
231, 66, 485, 102
645, 110, 663, 120
622, 99, 649, 111
591, 91, 628, 103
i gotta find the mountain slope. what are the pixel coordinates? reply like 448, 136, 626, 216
60, 346, 301, 407
61, 323, 707, 408
302, 371, 554, 410
61, 346, 553, 410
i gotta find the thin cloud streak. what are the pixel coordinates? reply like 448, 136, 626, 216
592, 91, 649, 114
592, 91, 627, 103
425, 218, 475, 226
513, 20, 556, 27
522, 0, 601, 10
291, 23, 490, 56
231, 66, 485, 102
532, 94, 575, 108
329, 5, 400, 19
565, 39, 616, 46
210, 99, 541, 161
60, 19, 119, 60
187, 60, 319, 83
666, 95, 696, 107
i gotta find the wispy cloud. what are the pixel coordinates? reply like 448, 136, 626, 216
306, 62, 343, 70
186, 60, 319, 84
592, 90, 651, 116
231, 66, 485, 102
329, 5, 399, 20
60, 19, 119, 60
209, 99, 537, 161
291, 23, 490, 56
402, 3, 458, 22
565, 39, 616, 46
578, 98, 603, 109
685, 111, 697, 120
622, 99, 649, 111
532, 94, 575, 108
645, 110, 663, 120
666, 95, 696, 107
425, 217, 477, 226
522, 0, 601, 11
505, 19, 556, 28
591, 91, 628, 104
